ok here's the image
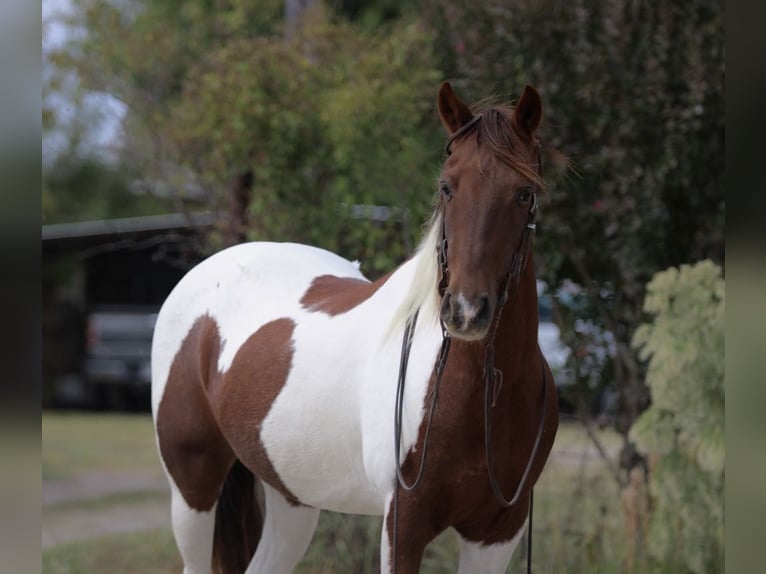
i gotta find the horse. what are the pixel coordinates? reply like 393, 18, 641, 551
151, 81, 559, 574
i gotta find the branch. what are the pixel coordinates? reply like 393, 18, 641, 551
566, 247, 620, 336
578, 412, 626, 489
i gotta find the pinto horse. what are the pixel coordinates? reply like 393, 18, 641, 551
151, 82, 559, 574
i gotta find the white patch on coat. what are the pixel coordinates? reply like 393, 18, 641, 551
456, 525, 526, 574
245, 483, 319, 574
379, 493, 393, 574
456, 292, 483, 325
168, 481, 217, 573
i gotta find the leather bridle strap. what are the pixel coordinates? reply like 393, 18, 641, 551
484, 352, 549, 507
393, 313, 451, 493
527, 488, 534, 574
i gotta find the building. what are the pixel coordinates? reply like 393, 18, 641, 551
42, 212, 214, 408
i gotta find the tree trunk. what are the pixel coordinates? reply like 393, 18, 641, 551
285, 0, 318, 39
223, 170, 253, 247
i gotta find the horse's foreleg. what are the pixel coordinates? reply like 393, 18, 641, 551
455, 527, 524, 574
380, 493, 437, 574
244, 483, 320, 574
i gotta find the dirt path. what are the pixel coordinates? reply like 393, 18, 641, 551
42, 470, 171, 549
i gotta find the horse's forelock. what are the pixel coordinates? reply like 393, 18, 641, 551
475, 106, 545, 189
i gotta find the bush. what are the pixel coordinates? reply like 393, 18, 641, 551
630, 260, 724, 573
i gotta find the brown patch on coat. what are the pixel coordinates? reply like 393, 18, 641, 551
209, 317, 303, 506
300, 271, 393, 316
386, 262, 559, 571
155, 315, 303, 511
156, 315, 236, 512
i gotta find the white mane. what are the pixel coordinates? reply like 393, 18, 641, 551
386, 211, 443, 340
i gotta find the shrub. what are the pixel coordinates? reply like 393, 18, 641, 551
630, 260, 724, 573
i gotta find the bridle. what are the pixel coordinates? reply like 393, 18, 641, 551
391, 113, 548, 573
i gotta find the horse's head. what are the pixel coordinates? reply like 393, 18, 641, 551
435, 82, 543, 341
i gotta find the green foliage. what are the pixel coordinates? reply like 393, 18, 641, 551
62, 0, 284, 119
630, 261, 724, 573
42, 155, 170, 224
315, 18, 442, 270
46, 0, 285, 214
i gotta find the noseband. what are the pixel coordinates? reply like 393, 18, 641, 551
391, 113, 548, 573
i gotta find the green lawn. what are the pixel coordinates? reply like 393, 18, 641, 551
43, 529, 182, 574
43, 412, 632, 573
42, 411, 163, 480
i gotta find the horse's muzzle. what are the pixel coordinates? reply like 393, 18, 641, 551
440, 291, 494, 340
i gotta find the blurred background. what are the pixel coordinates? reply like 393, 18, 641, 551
41, 1, 724, 573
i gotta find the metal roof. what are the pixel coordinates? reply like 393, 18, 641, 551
42, 212, 215, 241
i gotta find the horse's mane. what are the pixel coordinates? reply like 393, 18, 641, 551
386, 209, 443, 339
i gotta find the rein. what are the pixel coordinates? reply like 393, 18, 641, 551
391, 114, 547, 573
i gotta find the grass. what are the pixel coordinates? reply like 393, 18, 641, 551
42, 411, 163, 480
43, 529, 181, 574
45, 489, 170, 513
42, 412, 634, 573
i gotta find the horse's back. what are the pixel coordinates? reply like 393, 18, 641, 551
151, 242, 365, 410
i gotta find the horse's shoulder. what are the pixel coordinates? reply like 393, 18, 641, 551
299, 268, 395, 317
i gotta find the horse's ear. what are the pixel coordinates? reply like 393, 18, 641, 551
513, 84, 542, 138
437, 81, 474, 134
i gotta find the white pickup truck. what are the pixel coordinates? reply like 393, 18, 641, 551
83, 305, 159, 409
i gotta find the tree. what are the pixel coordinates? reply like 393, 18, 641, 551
43, 153, 169, 224
49, 0, 284, 227
157, 4, 442, 269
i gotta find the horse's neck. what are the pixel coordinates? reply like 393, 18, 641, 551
495, 253, 540, 377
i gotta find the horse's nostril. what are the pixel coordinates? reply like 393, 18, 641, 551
477, 295, 491, 323
441, 291, 492, 332
440, 292, 452, 322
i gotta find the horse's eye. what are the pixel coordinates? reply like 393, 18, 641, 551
518, 187, 534, 204
440, 183, 453, 200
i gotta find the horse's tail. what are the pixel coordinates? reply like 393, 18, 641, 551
212, 460, 262, 574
